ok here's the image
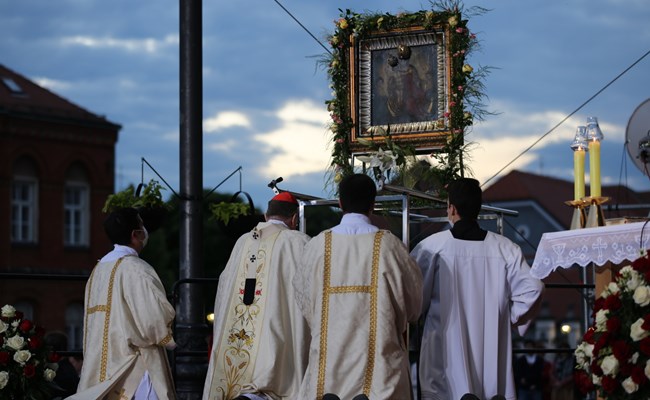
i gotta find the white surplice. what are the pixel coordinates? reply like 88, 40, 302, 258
70, 250, 176, 400
410, 230, 544, 400
293, 214, 423, 400
203, 221, 311, 400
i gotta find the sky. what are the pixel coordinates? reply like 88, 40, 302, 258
2, 0, 650, 210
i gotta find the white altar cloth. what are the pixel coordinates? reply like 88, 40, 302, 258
530, 221, 650, 279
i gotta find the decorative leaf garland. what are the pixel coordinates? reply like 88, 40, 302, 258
325, 0, 490, 194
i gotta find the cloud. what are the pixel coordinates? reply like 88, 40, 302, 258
32, 77, 71, 91
58, 34, 178, 54
206, 139, 239, 153
204, 111, 251, 133
253, 100, 331, 178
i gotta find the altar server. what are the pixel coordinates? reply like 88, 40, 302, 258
203, 192, 310, 400
410, 178, 544, 400
293, 173, 422, 399
72, 207, 176, 399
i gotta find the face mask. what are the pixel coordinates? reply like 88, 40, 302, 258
140, 226, 149, 248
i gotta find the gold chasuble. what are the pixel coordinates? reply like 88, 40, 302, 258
294, 229, 422, 400
209, 223, 283, 399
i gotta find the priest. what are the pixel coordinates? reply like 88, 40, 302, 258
293, 173, 422, 399
71, 207, 176, 399
410, 178, 544, 400
203, 192, 311, 400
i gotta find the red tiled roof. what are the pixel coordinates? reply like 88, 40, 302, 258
0, 64, 120, 129
483, 170, 650, 228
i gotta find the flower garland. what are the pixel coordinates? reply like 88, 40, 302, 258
574, 251, 650, 399
0, 304, 59, 399
325, 0, 489, 191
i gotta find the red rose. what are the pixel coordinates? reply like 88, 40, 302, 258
583, 327, 596, 344
48, 351, 62, 363
612, 339, 632, 361
591, 360, 603, 376
594, 332, 610, 354
643, 314, 650, 331
607, 316, 622, 334
639, 337, 650, 356
28, 336, 42, 350
574, 370, 595, 394
632, 254, 650, 273
632, 365, 648, 385
604, 294, 622, 310
601, 375, 618, 393
0, 351, 9, 365
593, 298, 605, 314
23, 363, 36, 378
19, 319, 33, 333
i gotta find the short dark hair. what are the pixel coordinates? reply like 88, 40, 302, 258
266, 199, 297, 218
103, 207, 140, 245
447, 178, 482, 220
338, 174, 376, 214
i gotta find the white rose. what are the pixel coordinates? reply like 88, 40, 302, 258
634, 285, 650, 306
592, 374, 601, 385
1, 304, 15, 318
622, 376, 639, 394
11, 320, 19, 328
631, 352, 640, 364
646, 359, 650, 380
6, 334, 25, 350
601, 354, 620, 376
0, 371, 8, 390
607, 281, 620, 295
627, 270, 642, 291
44, 368, 57, 382
620, 265, 634, 275
631, 318, 650, 341
0, 320, 7, 334
595, 309, 609, 331
13, 349, 31, 365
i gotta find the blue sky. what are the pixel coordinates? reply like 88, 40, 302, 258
2, 0, 650, 209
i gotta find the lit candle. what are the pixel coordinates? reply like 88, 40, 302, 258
586, 117, 604, 198
570, 126, 588, 201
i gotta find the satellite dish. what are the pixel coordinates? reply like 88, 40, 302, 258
626, 98, 650, 176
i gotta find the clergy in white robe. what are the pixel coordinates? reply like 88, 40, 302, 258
203, 192, 311, 400
71, 207, 176, 400
293, 174, 422, 400
410, 178, 544, 400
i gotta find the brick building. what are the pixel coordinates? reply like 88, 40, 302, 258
0, 64, 120, 349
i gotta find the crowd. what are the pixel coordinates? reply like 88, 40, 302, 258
66, 175, 546, 400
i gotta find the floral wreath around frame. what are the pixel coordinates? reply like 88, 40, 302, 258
325, 0, 490, 192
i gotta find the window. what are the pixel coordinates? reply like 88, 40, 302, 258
65, 303, 84, 350
11, 157, 39, 243
64, 164, 90, 247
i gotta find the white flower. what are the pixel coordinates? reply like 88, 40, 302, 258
601, 354, 620, 376
633, 285, 650, 306
13, 349, 32, 365
575, 342, 594, 368
630, 318, 650, 341
44, 368, 57, 382
6, 334, 25, 350
646, 359, 650, 380
631, 352, 640, 364
595, 309, 609, 331
0, 320, 7, 334
622, 376, 639, 394
592, 374, 601, 385
0, 371, 8, 390
626, 270, 642, 291
1, 304, 15, 318
11, 320, 19, 328
607, 281, 620, 296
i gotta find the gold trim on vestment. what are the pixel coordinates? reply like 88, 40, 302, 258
316, 231, 383, 398
100, 258, 123, 382
87, 305, 107, 314
158, 334, 173, 347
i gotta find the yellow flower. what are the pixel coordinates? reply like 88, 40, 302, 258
462, 64, 473, 74
448, 15, 459, 28
338, 18, 348, 30
334, 173, 343, 183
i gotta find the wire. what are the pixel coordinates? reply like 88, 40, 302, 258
483, 49, 650, 188
271, 0, 332, 55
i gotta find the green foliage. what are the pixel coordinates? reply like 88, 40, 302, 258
208, 202, 251, 225
102, 179, 168, 213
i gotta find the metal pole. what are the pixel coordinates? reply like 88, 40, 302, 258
177, 0, 208, 398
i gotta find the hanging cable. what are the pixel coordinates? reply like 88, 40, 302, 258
271, 0, 332, 55
482, 49, 650, 187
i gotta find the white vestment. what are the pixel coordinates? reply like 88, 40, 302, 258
410, 230, 544, 400
203, 221, 310, 400
293, 214, 423, 400
70, 252, 176, 400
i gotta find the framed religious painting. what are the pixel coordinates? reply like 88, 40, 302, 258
349, 26, 452, 153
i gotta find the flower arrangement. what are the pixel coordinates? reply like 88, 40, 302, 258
325, 0, 490, 191
574, 251, 650, 399
0, 304, 59, 399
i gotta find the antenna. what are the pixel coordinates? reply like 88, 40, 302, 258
625, 98, 650, 177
